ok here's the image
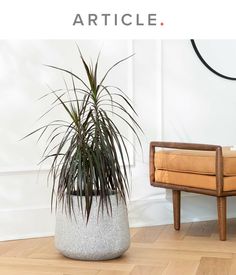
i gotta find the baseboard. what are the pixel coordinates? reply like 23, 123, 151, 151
1, 194, 236, 241
128, 194, 236, 228
0, 206, 55, 241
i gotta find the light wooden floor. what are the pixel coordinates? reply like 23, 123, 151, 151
2, 219, 236, 275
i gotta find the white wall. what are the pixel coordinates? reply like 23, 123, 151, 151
162, 40, 236, 145
0, 40, 134, 170
1, 39, 236, 241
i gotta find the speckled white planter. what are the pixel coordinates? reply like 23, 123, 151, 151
55, 194, 130, 260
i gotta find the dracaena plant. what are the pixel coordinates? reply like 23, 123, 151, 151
25, 47, 142, 220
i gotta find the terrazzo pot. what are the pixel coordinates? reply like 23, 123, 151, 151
55, 194, 130, 260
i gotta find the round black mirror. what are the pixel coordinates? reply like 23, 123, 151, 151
191, 39, 236, 80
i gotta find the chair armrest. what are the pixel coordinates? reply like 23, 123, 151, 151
150, 141, 221, 151
150, 141, 223, 196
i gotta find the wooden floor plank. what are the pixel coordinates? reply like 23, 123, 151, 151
131, 226, 166, 243
0, 257, 131, 273
0, 271, 63, 275
151, 239, 236, 253
162, 259, 199, 275
129, 228, 140, 238
196, 257, 231, 275
228, 253, 236, 275
128, 245, 232, 261
157, 222, 192, 241
186, 220, 217, 237
97, 271, 129, 275
129, 265, 166, 275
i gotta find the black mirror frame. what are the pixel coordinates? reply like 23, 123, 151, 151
190, 39, 236, 80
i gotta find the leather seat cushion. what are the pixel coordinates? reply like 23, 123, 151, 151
154, 147, 236, 176
155, 170, 236, 191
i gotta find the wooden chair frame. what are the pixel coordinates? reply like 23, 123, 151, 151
149, 141, 236, 241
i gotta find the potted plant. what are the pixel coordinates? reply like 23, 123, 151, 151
25, 46, 141, 260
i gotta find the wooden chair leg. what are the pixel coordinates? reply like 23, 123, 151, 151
217, 197, 227, 241
172, 190, 181, 230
